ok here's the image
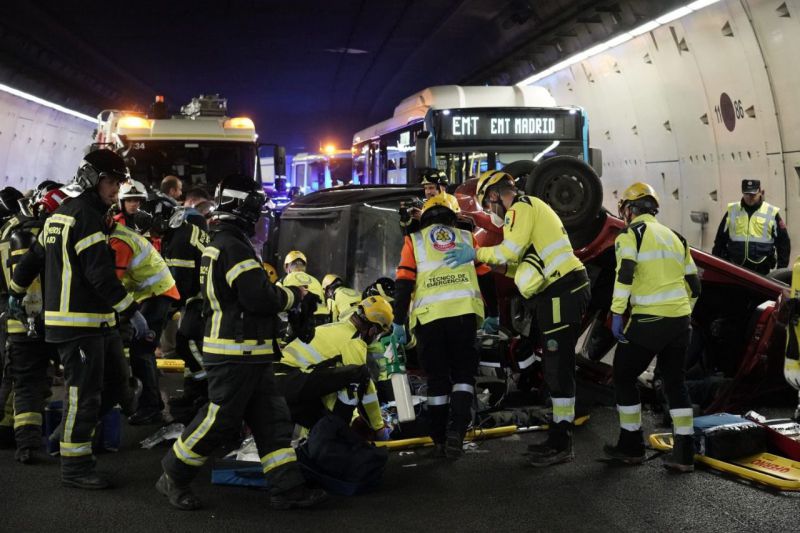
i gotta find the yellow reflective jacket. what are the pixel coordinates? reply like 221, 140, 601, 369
329, 286, 361, 322
475, 195, 583, 298
111, 224, 177, 303
611, 214, 696, 317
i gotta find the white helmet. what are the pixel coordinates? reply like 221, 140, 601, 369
119, 180, 148, 203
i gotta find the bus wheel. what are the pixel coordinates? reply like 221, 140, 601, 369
524, 156, 603, 231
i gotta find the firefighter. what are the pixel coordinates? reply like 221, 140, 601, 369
282, 250, 310, 276
445, 170, 590, 466
2, 186, 65, 463
109, 220, 181, 425
399, 168, 454, 235
782, 256, 800, 420
9, 150, 149, 489
321, 274, 361, 322
276, 295, 393, 438
114, 179, 152, 234
712, 178, 790, 275
603, 182, 700, 472
393, 192, 498, 458
157, 174, 326, 511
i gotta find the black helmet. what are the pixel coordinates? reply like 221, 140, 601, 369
418, 168, 447, 186
144, 193, 178, 236
75, 150, 128, 190
0, 187, 23, 219
362, 277, 395, 301
212, 174, 265, 234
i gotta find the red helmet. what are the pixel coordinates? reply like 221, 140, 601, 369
37, 188, 69, 214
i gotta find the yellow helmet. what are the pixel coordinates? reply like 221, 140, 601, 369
262, 262, 278, 283
618, 182, 660, 213
421, 192, 460, 217
321, 273, 342, 291
419, 168, 447, 186
358, 295, 394, 332
284, 250, 307, 267
282, 271, 315, 288
475, 170, 514, 206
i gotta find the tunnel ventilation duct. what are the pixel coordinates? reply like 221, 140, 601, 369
777, 2, 790, 18
663, 121, 672, 132
721, 22, 734, 37
700, 113, 709, 125
745, 105, 756, 118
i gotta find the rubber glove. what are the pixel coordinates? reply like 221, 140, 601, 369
611, 313, 628, 344
443, 242, 476, 267
392, 323, 407, 346
374, 426, 392, 441
482, 316, 500, 334
7, 295, 24, 320
130, 310, 150, 340
785, 358, 800, 390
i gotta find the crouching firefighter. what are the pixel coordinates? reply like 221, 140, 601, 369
393, 193, 498, 459
446, 171, 591, 466
157, 175, 327, 511
276, 295, 394, 438
603, 182, 700, 472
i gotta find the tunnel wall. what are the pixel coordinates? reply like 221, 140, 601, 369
0, 91, 94, 192
535, 0, 800, 252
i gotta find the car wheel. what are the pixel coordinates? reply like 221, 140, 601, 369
524, 156, 603, 231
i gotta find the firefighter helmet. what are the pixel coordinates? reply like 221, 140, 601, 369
119, 180, 148, 201
418, 168, 447, 186
618, 182, 659, 216
362, 277, 395, 301
358, 295, 394, 333
212, 174, 265, 234
284, 250, 307, 269
75, 150, 128, 190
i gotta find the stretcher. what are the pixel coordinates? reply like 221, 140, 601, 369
374, 414, 590, 450
744, 412, 800, 461
156, 358, 185, 372
649, 433, 800, 491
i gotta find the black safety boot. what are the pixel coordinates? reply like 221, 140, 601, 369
663, 434, 695, 473
603, 429, 646, 465
269, 484, 329, 510
156, 472, 203, 510
444, 430, 464, 460
62, 472, 111, 490
424, 442, 447, 459
15, 446, 41, 465
527, 422, 574, 467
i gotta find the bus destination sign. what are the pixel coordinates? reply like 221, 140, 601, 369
433, 108, 579, 144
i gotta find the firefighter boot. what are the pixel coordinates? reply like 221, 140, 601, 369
527, 422, 574, 467
156, 472, 203, 510
603, 429, 645, 465
269, 484, 329, 510
663, 434, 695, 473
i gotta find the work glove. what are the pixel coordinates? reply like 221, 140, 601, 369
481, 316, 500, 334
7, 295, 24, 321
443, 242, 476, 267
374, 426, 392, 441
288, 293, 321, 344
611, 313, 628, 344
391, 323, 407, 346
130, 310, 150, 340
785, 358, 800, 390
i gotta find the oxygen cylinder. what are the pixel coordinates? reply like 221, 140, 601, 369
384, 335, 415, 423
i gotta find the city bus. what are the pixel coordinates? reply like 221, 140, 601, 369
290, 148, 353, 192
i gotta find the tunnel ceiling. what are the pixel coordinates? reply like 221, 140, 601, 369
2, 0, 684, 152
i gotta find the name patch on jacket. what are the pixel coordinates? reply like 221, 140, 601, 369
424, 273, 469, 289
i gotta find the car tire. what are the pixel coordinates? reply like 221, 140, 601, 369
523, 156, 603, 231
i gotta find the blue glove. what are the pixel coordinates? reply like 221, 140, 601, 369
374, 426, 392, 441
130, 310, 150, 340
443, 242, 476, 267
391, 323, 407, 346
482, 316, 500, 334
7, 295, 24, 319
611, 314, 628, 344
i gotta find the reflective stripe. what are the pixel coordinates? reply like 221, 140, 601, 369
552, 397, 575, 423
613, 287, 631, 299
225, 259, 261, 286
45, 311, 116, 327
59, 223, 72, 312
427, 395, 450, 406
544, 251, 576, 276
517, 353, 538, 370
283, 342, 324, 368
685, 263, 698, 275
166, 258, 195, 268
202, 338, 274, 356
636, 249, 685, 264
13, 411, 42, 428
112, 293, 134, 312
49, 214, 75, 226
412, 233, 426, 262
8, 278, 28, 294
183, 403, 220, 450
539, 237, 571, 261
336, 389, 359, 406
129, 247, 150, 269
499, 238, 523, 255
417, 259, 447, 273
617, 404, 642, 431
630, 288, 687, 306
414, 289, 482, 309
261, 447, 297, 473
173, 438, 206, 466
552, 297, 561, 324
74, 231, 106, 254
670, 408, 694, 435
362, 393, 379, 405
452, 383, 474, 394
205, 251, 222, 338
188, 339, 203, 366
190, 225, 206, 251
64, 386, 78, 443
60, 441, 92, 457
136, 268, 171, 291
617, 246, 638, 261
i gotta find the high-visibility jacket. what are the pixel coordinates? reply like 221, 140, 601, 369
3, 216, 44, 338
162, 211, 208, 305
201, 222, 297, 365
406, 223, 484, 329
110, 223, 179, 303
281, 321, 383, 430
13, 192, 136, 342
724, 201, 779, 266
611, 214, 696, 317
278, 271, 328, 318
475, 195, 584, 299
329, 286, 361, 322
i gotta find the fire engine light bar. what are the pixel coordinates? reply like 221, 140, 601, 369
516, 0, 722, 87
0, 82, 97, 123
118, 115, 151, 129
224, 117, 255, 129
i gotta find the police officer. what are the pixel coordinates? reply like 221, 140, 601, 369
10, 151, 149, 489
394, 193, 497, 458
321, 274, 361, 322
276, 296, 393, 438
3, 186, 65, 463
157, 174, 326, 511
603, 183, 700, 472
712, 178, 790, 275
446, 170, 590, 466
